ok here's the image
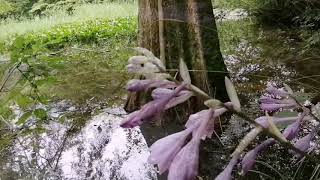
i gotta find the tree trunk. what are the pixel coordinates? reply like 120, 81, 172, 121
125, 0, 229, 179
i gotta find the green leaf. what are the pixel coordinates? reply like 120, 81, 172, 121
16, 95, 34, 109
293, 92, 314, 104
17, 111, 32, 125
274, 111, 299, 118
179, 58, 191, 84
34, 108, 47, 120
225, 77, 241, 111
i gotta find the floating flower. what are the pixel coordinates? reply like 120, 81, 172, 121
148, 128, 193, 174
168, 139, 201, 180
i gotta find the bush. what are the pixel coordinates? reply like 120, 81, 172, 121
242, 0, 320, 27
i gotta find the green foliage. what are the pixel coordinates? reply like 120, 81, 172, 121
0, 2, 137, 40
0, 16, 137, 117
216, 0, 320, 28
8, 17, 137, 61
0, 0, 14, 17
246, 0, 320, 27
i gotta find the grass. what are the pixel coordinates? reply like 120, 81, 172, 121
0, 2, 137, 41
213, 0, 248, 9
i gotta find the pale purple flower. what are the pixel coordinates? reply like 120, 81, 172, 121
241, 139, 274, 174
255, 116, 300, 128
148, 128, 193, 174
121, 84, 186, 128
165, 91, 194, 109
259, 96, 285, 104
200, 108, 228, 139
293, 123, 320, 156
127, 62, 158, 74
185, 107, 228, 140
168, 139, 201, 180
215, 154, 239, 180
151, 88, 174, 99
282, 120, 301, 140
266, 86, 289, 97
242, 114, 307, 174
120, 99, 167, 128
128, 56, 149, 64
151, 88, 194, 109
185, 110, 213, 130
185, 109, 214, 140
260, 86, 298, 111
260, 103, 297, 111
127, 79, 176, 92
294, 134, 313, 153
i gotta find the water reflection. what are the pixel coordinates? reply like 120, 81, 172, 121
1, 102, 156, 179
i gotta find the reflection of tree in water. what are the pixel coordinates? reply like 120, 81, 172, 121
1, 102, 156, 180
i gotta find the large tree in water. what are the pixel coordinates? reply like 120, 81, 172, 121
126, 0, 229, 178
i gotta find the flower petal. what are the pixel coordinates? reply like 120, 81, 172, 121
215, 155, 239, 180
168, 139, 200, 180
148, 129, 192, 174
266, 86, 289, 97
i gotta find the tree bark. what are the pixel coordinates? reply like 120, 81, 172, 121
125, 0, 229, 179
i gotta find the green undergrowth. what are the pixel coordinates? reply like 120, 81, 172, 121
0, 17, 137, 145
0, 2, 137, 40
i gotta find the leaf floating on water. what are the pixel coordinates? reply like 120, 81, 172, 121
224, 77, 241, 111
179, 58, 191, 84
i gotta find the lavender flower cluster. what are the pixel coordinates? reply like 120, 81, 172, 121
120, 48, 319, 180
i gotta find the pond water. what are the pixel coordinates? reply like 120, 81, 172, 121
1, 10, 320, 180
